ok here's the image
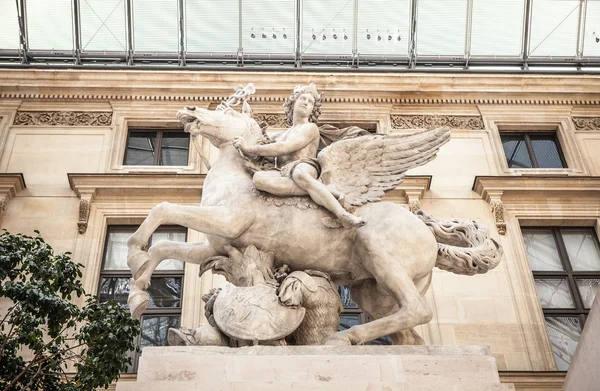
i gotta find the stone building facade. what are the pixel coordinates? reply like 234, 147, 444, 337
1, 69, 600, 389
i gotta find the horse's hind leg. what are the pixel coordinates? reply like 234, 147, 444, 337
350, 275, 432, 345
327, 249, 434, 345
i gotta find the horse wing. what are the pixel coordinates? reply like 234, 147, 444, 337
317, 126, 450, 207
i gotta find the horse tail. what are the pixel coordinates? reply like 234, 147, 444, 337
415, 210, 502, 276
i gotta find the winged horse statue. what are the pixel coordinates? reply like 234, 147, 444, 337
126, 84, 501, 345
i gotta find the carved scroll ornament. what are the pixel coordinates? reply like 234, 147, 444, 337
77, 195, 94, 234
489, 199, 506, 235
391, 115, 484, 130
14, 111, 112, 126
572, 117, 600, 131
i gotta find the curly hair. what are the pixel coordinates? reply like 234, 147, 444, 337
283, 85, 323, 126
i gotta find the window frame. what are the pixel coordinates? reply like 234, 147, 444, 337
98, 225, 187, 372
524, 226, 600, 324
480, 106, 589, 176
123, 128, 191, 167
500, 131, 567, 169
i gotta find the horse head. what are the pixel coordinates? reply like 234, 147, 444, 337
177, 106, 264, 149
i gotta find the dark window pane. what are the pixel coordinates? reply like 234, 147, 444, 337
534, 279, 575, 309
501, 135, 533, 168
125, 132, 156, 165
576, 279, 600, 309
545, 317, 581, 371
140, 315, 180, 348
561, 230, 600, 271
99, 277, 182, 309
338, 314, 360, 331
160, 132, 189, 166
368, 335, 393, 345
147, 277, 182, 308
338, 285, 358, 309
99, 277, 131, 305
522, 229, 564, 271
530, 136, 565, 168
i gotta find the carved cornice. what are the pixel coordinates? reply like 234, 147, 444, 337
473, 176, 600, 234
14, 111, 112, 126
499, 371, 564, 389
0, 174, 26, 225
68, 173, 205, 234
2, 69, 600, 106
254, 113, 288, 128
391, 115, 484, 130
572, 116, 600, 131
3, 93, 600, 106
383, 176, 431, 209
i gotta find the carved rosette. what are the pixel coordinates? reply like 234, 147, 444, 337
253, 113, 288, 128
14, 111, 112, 126
391, 115, 484, 130
572, 117, 600, 131
489, 199, 506, 235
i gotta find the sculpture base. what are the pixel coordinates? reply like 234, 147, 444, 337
117, 345, 514, 391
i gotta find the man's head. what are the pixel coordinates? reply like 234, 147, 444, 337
283, 83, 323, 126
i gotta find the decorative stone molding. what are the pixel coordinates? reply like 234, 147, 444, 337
254, 113, 287, 128
13, 111, 112, 126
3, 92, 600, 106
77, 194, 94, 234
572, 117, 600, 131
68, 173, 206, 234
0, 174, 26, 225
382, 176, 431, 210
499, 371, 565, 390
391, 115, 484, 130
473, 176, 600, 235
489, 199, 506, 235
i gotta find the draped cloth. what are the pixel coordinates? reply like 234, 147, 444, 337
318, 124, 372, 147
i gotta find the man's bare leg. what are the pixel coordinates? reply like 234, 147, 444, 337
254, 170, 307, 196
292, 164, 366, 228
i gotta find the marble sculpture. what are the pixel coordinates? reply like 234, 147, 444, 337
126, 83, 502, 346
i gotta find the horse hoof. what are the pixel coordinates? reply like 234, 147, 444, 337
324, 331, 353, 346
128, 288, 149, 319
127, 249, 150, 280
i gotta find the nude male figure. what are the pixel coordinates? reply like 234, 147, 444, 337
233, 84, 365, 229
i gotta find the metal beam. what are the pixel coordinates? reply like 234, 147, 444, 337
126, 0, 134, 65
576, 0, 587, 59
15, 0, 28, 64
178, 0, 185, 66
295, 0, 301, 68
73, 0, 82, 65
464, 0, 473, 68
521, 0, 533, 69
238, 0, 243, 66
408, 0, 418, 69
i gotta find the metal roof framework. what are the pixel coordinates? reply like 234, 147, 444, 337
1, 0, 599, 72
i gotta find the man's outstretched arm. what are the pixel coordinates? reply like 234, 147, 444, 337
234, 123, 318, 157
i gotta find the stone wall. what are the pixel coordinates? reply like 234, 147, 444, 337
1, 69, 599, 387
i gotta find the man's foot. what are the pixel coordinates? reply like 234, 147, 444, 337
339, 212, 366, 229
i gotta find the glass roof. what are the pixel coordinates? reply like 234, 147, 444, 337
0, 0, 599, 71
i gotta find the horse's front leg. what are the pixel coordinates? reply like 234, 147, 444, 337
128, 240, 221, 319
127, 202, 253, 279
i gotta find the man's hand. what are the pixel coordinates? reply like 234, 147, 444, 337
233, 136, 252, 154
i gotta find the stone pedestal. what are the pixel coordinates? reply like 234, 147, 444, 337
117, 345, 514, 391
